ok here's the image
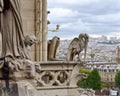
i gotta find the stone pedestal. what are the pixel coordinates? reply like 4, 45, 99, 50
0, 83, 19, 96
0, 61, 85, 96
0, 82, 37, 96
0, 81, 80, 96
17, 81, 37, 96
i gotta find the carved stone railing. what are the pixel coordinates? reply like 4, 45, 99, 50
0, 61, 87, 96
35, 61, 87, 89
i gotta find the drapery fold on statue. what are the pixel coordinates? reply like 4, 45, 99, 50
0, 0, 3, 33
1, 0, 30, 59
0, 0, 3, 12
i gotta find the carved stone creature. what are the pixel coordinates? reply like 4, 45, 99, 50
0, 35, 36, 72
67, 33, 89, 61
24, 35, 36, 59
48, 36, 60, 61
24, 35, 36, 47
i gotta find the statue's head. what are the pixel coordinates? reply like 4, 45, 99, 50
78, 33, 89, 41
24, 35, 36, 46
52, 36, 60, 40
85, 33, 89, 42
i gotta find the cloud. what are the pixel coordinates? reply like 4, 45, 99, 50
48, 0, 99, 5
48, 8, 79, 18
48, 8, 80, 24
48, 0, 120, 39
72, 0, 120, 15
84, 13, 120, 24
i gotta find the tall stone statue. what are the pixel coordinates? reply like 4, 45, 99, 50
0, 0, 3, 12
0, 0, 29, 60
0, 0, 39, 78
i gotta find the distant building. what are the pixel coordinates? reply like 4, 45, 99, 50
100, 35, 108, 41
110, 37, 117, 41
85, 62, 120, 83
116, 46, 120, 64
98, 65, 120, 83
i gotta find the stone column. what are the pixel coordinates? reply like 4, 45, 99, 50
34, 0, 43, 61
42, 0, 48, 61
39, 0, 43, 61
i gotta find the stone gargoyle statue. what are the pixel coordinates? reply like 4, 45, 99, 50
47, 36, 60, 61
67, 33, 89, 61
24, 35, 36, 47
24, 35, 36, 59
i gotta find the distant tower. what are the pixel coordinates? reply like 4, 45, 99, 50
116, 46, 120, 64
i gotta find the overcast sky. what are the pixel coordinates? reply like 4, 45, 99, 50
47, 0, 120, 40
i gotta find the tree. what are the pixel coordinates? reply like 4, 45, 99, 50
79, 67, 91, 74
87, 68, 101, 90
77, 78, 87, 88
77, 67, 91, 88
115, 71, 120, 89
102, 82, 110, 88
89, 53, 95, 61
77, 68, 102, 90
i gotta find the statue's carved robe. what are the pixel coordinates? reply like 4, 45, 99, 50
0, 0, 3, 12
0, 0, 29, 59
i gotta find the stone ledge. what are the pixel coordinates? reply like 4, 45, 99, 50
36, 86, 78, 90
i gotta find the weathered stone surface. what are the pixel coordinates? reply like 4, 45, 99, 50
36, 88, 80, 96
0, 61, 85, 96
67, 33, 89, 61
0, 83, 19, 96
8, 83, 19, 96
48, 36, 60, 61
17, 81, 37, 96
0, 0, 87, 96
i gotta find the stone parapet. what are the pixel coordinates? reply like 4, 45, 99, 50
0, 61, 86, 96
34, 61, 85, 96
36, 61, 86, 88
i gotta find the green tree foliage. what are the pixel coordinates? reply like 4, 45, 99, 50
115, 71, 120, 89
77, 79, 87, 88
79, 67, 91, 74
87, 68, 101, 90
89, 53, 95, 59
77, 68, 101, 90
77, 67, 91, 88
102, 82, 110, 88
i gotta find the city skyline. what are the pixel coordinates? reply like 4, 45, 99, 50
47, 0, 120, 40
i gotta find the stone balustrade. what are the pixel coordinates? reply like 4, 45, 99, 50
35, 61, 86, 89
0, 61, 88, 96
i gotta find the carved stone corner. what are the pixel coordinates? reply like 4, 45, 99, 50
11, 59, 41, 81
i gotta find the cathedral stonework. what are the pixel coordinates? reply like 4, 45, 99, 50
0, 0, 88, 96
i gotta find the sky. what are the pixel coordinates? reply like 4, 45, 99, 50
47, 0, 120, 40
